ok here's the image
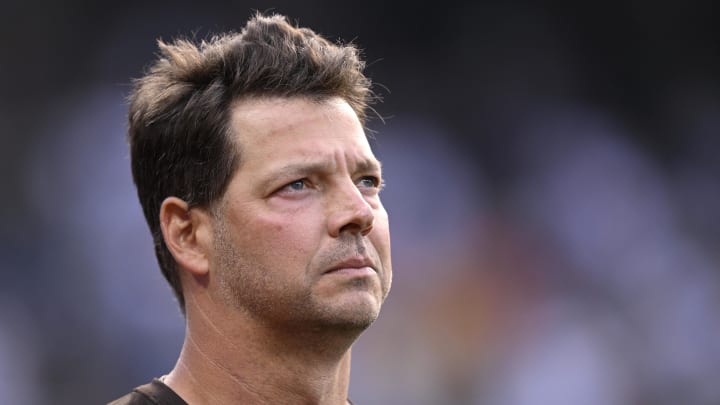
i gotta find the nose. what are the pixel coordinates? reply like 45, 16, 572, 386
327, 182, 375, 238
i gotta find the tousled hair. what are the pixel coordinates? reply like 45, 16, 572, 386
127, 13, 374, 312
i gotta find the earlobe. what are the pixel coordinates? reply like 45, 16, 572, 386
159, 197, 212, 277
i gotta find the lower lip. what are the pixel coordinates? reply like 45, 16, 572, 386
325, 267, 375, 277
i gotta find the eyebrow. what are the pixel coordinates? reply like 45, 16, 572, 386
270, 158, 383, 180
356, 158, 383, 174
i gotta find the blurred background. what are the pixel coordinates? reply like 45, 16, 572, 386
1, 0, 719, 404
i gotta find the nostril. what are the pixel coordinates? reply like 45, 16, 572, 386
339, 221, 372, 235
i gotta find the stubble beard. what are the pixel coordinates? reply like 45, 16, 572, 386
212, 221, 385, 335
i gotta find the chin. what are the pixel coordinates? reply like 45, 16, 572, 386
339, 306, 380, 329
310, 295, 383, 332
317, 314, 378, 335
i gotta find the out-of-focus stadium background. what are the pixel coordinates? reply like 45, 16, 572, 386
1, 1, 719, 404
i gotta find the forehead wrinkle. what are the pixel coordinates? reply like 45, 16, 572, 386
269, 155, 381, 180
230, 96, 347, 142
355, 158, 382, 175
271, 160, 335, 179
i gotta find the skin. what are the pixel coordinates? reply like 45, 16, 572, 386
158, 96, 392, 404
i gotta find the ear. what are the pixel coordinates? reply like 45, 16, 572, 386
159, 197, 213, 277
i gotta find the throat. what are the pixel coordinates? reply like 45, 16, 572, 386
167, 335, 354, 405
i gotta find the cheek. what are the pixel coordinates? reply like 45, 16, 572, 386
373, 206, 391, 241
240, 211, 324, 265
370, 214, 392, 260
370, 218, 393, 297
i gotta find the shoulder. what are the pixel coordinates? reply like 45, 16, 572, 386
106, 390, 152, 405
106, 379, 187, 405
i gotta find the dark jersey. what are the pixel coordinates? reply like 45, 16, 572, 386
107, 379, 186, 405
107, 378, 356, 404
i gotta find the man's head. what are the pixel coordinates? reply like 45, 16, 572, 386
128, 13, 390, 324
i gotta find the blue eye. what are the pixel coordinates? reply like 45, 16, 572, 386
273, 179, 311, 198
287, 180, 306, 191
358, 176, 381, 189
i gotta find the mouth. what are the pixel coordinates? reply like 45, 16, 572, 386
323, 257, 377, 276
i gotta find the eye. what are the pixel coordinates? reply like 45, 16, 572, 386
286, 179, 306, 191
357, 176, 382, 189
276, 178, 311, 195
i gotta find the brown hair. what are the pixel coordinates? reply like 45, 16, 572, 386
127, 13, 374, 312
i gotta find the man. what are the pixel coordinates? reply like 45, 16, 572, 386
109, 13, 392, 405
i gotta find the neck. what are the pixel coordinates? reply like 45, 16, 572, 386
165, 297, 359, 405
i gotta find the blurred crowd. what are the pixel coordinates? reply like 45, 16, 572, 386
1, 1, 718, 404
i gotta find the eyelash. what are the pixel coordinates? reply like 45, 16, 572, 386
358, 176, 382, 189
279, 176, 383, 194
285, 179, 310, 191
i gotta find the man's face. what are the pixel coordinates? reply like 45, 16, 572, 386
209, 96, 391, 331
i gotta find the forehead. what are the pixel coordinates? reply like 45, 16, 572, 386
228, 96, 376, 166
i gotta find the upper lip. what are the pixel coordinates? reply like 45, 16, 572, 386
324, 257, 376, 274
